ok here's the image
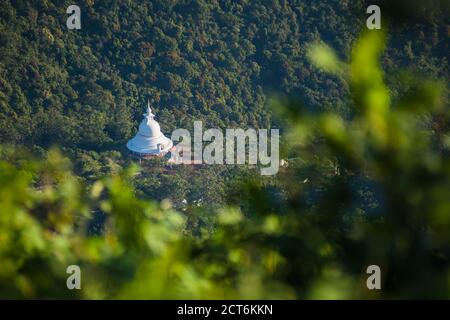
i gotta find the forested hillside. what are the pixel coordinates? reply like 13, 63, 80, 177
0, 0, 449, 299
1, 0, 447, 143
1, 0, 448, 210
1, 28, 449, 298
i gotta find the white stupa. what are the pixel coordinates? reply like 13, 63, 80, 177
126, 101, 173, 158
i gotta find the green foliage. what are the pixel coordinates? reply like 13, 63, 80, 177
0, 0, 448, 210
0, 30, 448, 299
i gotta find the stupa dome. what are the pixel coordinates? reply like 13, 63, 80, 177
126, 101, 173, 157
138, 118, 162, 138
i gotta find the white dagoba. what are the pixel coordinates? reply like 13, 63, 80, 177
126, 101, 173, 158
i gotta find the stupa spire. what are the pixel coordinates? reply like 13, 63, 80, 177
145, 99, 155, 121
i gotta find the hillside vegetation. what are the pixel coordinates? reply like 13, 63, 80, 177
0, 0, 449, 298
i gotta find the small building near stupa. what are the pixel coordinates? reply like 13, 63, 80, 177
126, 101, 173, 159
